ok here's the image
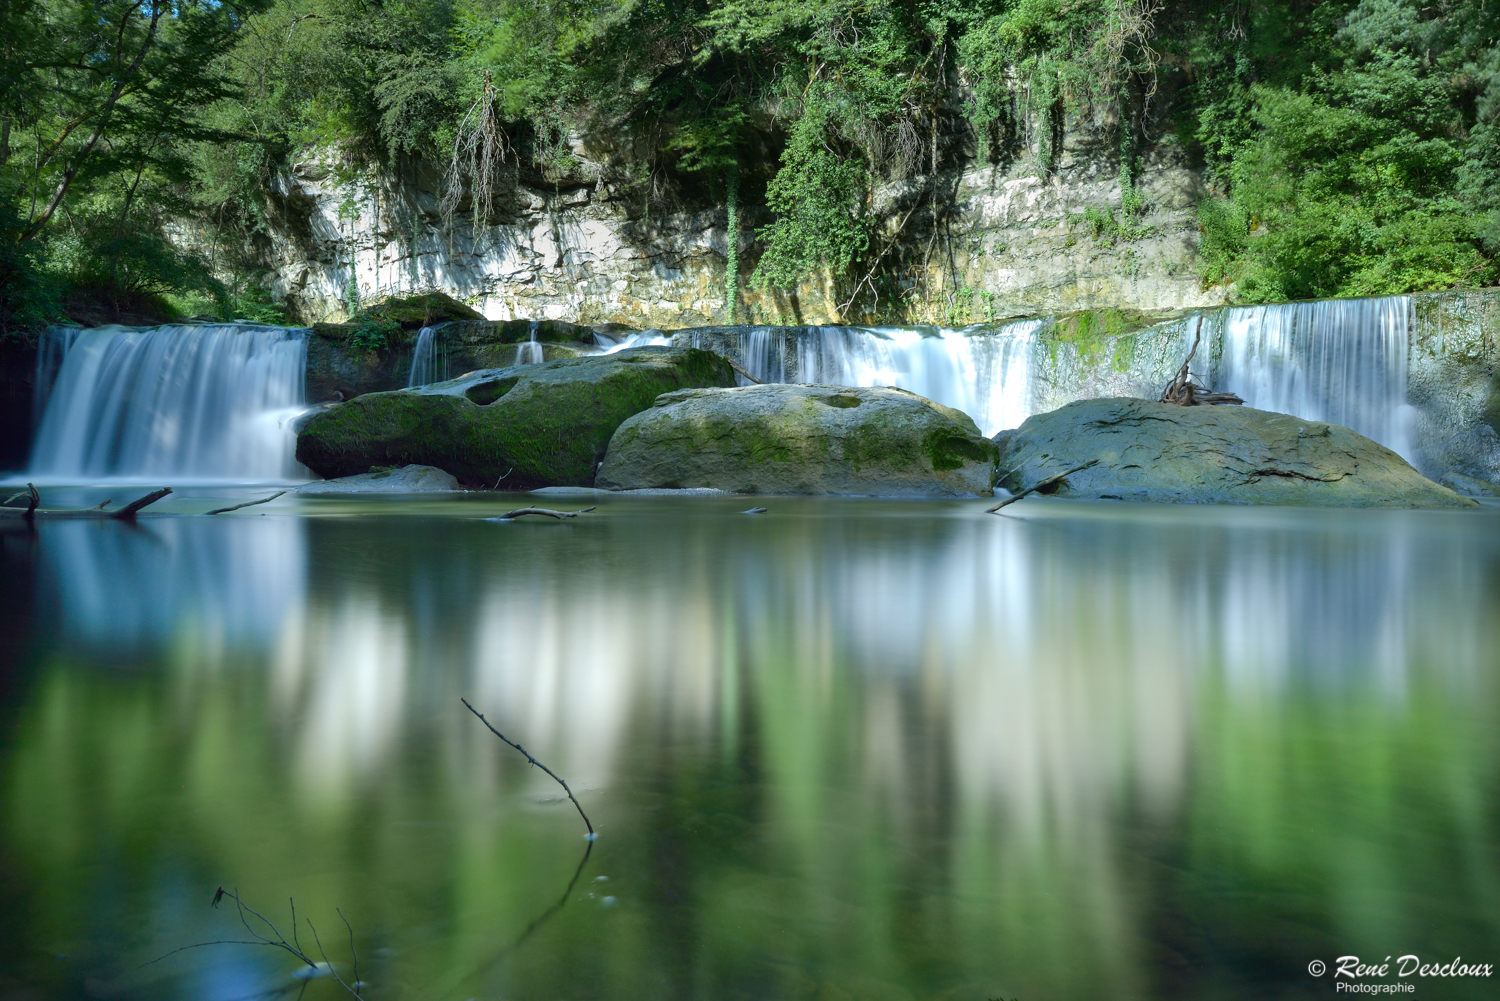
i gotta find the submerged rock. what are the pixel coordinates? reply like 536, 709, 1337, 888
596, 384, 998, 496
295, 347, 736, 487
298, 464, 459, 494
994, 398, 1476, 507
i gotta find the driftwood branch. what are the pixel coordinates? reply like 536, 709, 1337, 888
1160, 317, 1244, 406
987, 460, 1100, 513
496, 506, 595, 520
112, 487, 172, 519
461, 697, 595, 837
727, 359, 763, 384
1, 485, 170, 520
206, 491, 286, 516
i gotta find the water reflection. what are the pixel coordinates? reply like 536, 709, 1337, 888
2, 500, 1498, 1001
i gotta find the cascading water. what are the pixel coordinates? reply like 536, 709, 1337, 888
1206, 295, 1414, 460
687, 320, 1044, 437
407, 325, 447, 387
595, 330, 672, 354
515, 321, 544, 365
28, 324, 310, 483
687, 301, 1419, 455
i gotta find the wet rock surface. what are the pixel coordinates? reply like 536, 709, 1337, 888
295, 347, 736, 488
298, 464, 459, 494
596, 383, 998, 496
994, 398, 1476, 507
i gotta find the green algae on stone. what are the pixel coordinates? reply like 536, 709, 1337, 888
995, 398, 1477, 507
597, 384, 998, 496
295, 347, 736, 487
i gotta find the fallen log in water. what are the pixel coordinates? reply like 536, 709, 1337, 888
0, 484, 172, 519
987, 461, 1099, 513
206, 491, 286, 515
495, 506, 596, 520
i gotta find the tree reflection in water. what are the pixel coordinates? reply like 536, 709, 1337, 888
1, 498, 1498, 1000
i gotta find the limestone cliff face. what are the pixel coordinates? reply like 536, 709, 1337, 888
257, 123, 1225, 328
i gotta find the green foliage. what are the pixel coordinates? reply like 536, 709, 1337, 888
753, 94, 872, 293
3, 0, 1495, 324
348, 315, 401, 354
1189, 0, 1499, 301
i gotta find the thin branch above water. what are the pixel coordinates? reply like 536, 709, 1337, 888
460, 697, 595, 837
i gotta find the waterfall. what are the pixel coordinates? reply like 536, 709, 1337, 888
595, 330, 672, 354
515, 321, 544, 365
1208, 296, 1414, 460
684, 302, 1419, 453
686, 320, 1044, 437
28, 324, 310, 483
408, 325, 446, 387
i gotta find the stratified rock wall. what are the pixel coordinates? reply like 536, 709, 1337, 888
254, 121, 1224, 328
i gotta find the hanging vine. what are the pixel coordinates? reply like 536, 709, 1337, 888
441, 70, 513, 238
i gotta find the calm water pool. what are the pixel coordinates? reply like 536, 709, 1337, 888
2, 494, 1498, 1001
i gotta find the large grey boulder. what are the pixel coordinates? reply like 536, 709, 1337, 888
995, 398, 1476, 507
596, 384, 998, 496
295, 347, 735, 488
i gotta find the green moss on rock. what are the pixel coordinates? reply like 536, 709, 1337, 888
597, 384, 998, 496
295, 347, 736, 487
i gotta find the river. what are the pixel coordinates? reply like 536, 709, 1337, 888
2, 492, 1497, 1000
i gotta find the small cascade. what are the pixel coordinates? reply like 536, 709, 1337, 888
407, 325, 448, 387
594, 330, 672, 354
28, 324, 310, 483
1207, 296, 1413, 459
687, 320, 1044, 437
515, 321, 544, 365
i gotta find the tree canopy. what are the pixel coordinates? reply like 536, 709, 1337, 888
0, 0, 1496, 333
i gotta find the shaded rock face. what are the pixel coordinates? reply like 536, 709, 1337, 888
597, 384, 998, 496
295, 347, 735, 487
994, 398, 1476, 508
297, 464, 458, 494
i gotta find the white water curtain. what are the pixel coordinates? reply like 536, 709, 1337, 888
1211, 296, 1413, 460
29, 324, 310, 482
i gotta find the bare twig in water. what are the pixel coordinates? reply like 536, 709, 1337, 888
460, 697, 594, 836
496, 506, 596, 520
306, 918, 362, 997
1160, 317, 1244, 406
493, 468, 513, 490
987, 460, 1100, 513
207, 491, 286, 516
339, 909, 361, 990
141, 889, 364, 1000
727, 359, 762, 384
111, 487, 172, 519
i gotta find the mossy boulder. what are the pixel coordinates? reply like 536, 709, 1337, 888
995, 397, 1476, 507
296, 347, 736, 487
596, 384, 998, 496
362, 291, 485, 328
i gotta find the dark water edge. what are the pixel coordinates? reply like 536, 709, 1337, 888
0, 338, 37, 472
1, 495, 1498, 1001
